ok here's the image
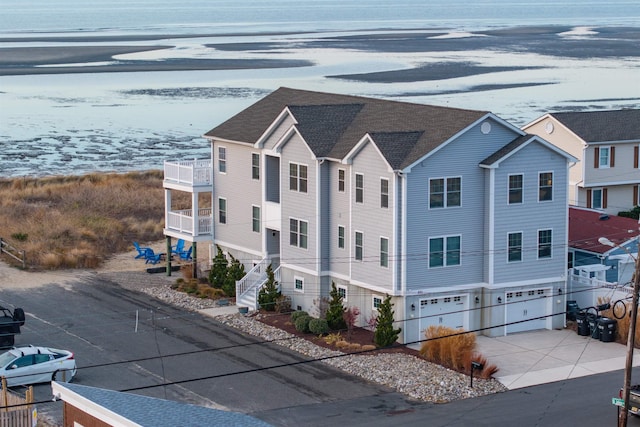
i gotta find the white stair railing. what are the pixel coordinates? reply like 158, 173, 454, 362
236, 257, 280, 311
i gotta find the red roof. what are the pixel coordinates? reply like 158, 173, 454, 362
569, 207, 639, 253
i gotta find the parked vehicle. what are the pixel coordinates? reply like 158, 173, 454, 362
0, 306, 25, 349
0, 346, 76, 387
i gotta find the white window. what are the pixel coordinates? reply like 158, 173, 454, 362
252, 153, 260, 180
338, 169, 345, 192
508, 174, 523, 204
372, 296, 382, 310
355, 173, 364, 203
289, 163, 308, 193
252, 205, 260, 233
598, 146, 611, 168
429, 235, 461, 268
539, 172, 553, 202
294, 277, 304, 292
429, 177, 461, 208
338, 225, 345, 249
538, 229, 552, 259
380, 178, 389, 208
592, 188, 603, 209
218, 198, 227, 224
355, 231, 363, 261
508, 232, 522, 262
290, 218, 308, 249
337, 285, 347, 301
380, 237, 389, 268
218, 147, 227, 173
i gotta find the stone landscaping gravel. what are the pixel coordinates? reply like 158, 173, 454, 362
137, 282, 508, 403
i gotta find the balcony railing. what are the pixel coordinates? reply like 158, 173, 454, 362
166, 208, 212, 235
164, 159, 212, 186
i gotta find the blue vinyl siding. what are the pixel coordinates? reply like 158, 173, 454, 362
492, 143, 568, 283
404, 120, 521, 290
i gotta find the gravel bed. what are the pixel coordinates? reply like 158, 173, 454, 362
139, 284, 508, 403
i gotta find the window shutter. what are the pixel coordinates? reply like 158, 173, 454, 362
634, 146, 639, 169
610, 146, 615, 167
586, 189, 592, 208
602, 188, 608, 209
594, 147, 599, 168
634, 185, 639, 207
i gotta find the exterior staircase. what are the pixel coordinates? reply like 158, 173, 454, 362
236, 256, 280, 311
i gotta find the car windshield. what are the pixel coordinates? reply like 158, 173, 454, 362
0, 351, 18, 367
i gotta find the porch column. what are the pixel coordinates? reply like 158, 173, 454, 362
166, 236, 172, 276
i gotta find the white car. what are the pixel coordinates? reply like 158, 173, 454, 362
0, 346, 76, 387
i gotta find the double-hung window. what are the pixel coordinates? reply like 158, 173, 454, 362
538, 229, 552, 259
380, 178, 389, 208
380, 237, 389, 268
355, 173, 364, 203
595, 146, 614, 168
538, 172, 553, 202
290, 218, 308, 249
289, 163, 308, 193
428, 235, 461, 268
338, 225, 345, 249
252, 206, 260, 233
355, 231, 363, 261
429, 177, 461, 208
251, 153, 260, 180
218, 147, 226, 173
507, 232, 522, 262
508, 174, 523, 204
338, 169, 345, 192
218, 198, 227, 224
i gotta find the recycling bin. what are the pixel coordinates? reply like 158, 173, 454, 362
566, 300, 579, 321
576, 311, 589, 336
598, 318, 617, 343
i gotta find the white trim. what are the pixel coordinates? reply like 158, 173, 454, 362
354, 230, 364, 261
479, 134, 578, 169
350, 279, 396, 295
538, 170, 554, 202
280, 263, 319, 277
213, 240, 264, 258
289, 217, 309, 250
251, 152, 260, 180
338, 168, 346, 192
428, 176, 462, 209
355, 172, 364, 204
256, 107, 296, 148
380, 236, 390, 268
288, 161, 309, 194
343, 134, 394, 173
537, 228, 553, 260
483, 276, 566, 289
294, 276, 304, 293
337, 225, 346, 249
582, 180, 640, 187
428, 234, 462, 268
506, 231, 524, 263
507, 173, 524, 205
597, 145, 611, 169
488, 168, 495, 284
217, 146, 227, 174
251, 205, 261, 233
380, 177, 390, 209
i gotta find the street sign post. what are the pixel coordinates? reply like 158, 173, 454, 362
613, 398, 625, 407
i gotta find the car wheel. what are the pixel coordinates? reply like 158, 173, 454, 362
52, 370, 73, 383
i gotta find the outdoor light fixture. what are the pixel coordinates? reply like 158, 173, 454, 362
411, 303, 415, 311
497, 296, 502, 304
558, 288, 563, 295
475, 296, 480, 304
600, 225, 640, 427
470, 361, 484, 388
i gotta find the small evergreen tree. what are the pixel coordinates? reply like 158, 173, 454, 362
209, 245, 228, 289
258, 264, 280, 311
374, 295, 401, 348
223, 253, 245, 297
325, 282, 346, 331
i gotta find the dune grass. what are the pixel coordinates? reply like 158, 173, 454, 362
0, 171, 195, 270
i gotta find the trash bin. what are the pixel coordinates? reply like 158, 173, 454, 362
599, 318, 617, 343
576, 311, 590, 336
566, 300, 579, 321
588, 314, 602, 340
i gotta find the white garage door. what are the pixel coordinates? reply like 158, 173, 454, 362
505, 289, 549, 334
419, 295, 466, 339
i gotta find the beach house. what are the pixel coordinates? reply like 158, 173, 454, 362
523, 109, 640, 215
163, 88, 577, 343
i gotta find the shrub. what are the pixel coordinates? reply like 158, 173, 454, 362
374, 295, 401, 347
323, 332, 342, 346
326, 282, 346, 331
420, 325, 478, 372
257, 264, 280, 311
361, 344, 377, 351
294, 315, 312, 333
343, 306, 360, 340
309, 318, 330, 335
290, 310, 309, 323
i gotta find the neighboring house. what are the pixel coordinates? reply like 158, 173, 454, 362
523, 109, 640, 215
163, 87, 576, 342
51, 382, 272, 427
567, 206, 639, 310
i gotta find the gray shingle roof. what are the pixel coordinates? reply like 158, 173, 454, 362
480, 134, 534, 166
550, 109, 640, 142
59, 383, 272, 427
205, 87, 488, 169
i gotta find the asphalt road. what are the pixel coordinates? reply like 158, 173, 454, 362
3, 275, 640, 427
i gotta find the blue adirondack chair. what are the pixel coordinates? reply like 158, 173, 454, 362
178, 246, 193, 261
133, 242, 151, 259
171, 239, 185, 256
144, 248, 165, 264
